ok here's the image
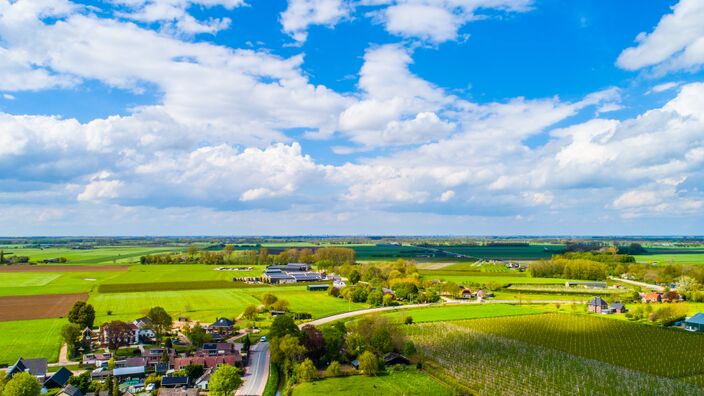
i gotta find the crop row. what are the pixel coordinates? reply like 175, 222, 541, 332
406, 322, 700, 395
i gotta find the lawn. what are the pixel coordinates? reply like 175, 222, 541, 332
247, 287, 369, 318
292, 367, 452, 396
382, 303, 545, 323
0, 318, 66, 365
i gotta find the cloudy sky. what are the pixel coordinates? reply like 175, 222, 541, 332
1, 0, 703, 236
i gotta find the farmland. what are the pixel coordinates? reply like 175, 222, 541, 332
455, 313, 704, 379
0, 318, 65, 365
0, 293, 88, 321
406, 321, 699, 395
430, 244, 564, 260
0, 246, 181, 265
292, 367, 452, 396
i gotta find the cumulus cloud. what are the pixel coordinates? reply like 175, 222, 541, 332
280, 0, 348, 42
617, 0, 704, 72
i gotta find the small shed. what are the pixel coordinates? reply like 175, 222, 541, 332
610, 302, 627, 314
306, 284, 329, 291
685, 312, 704, 332
383, 353, 410, 366
587, 297, 608, 313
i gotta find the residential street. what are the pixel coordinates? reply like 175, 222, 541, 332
236, 341, 270, 396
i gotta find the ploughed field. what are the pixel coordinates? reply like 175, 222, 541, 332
406, 313, 704, 395
0, 293, 88, 321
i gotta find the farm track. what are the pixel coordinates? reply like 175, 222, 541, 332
0, 265, 129, 273
0, 293, 88, 321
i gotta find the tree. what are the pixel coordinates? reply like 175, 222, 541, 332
270, 299, 290, 312
61, 323, 82, 358
301, 325, 325, 365
324, 361, 341, 377
68, 371, 92, 394
105, 376, 114, 396
366, 290, 384, 306
349, 270, 361, 285
224, 244, 235, 257
358, 351, 380, 376
183, 364, 205, 381
184, 323, 211, 348
103, 321, 134, 351
242, 305, 258, 321
147, 306, 172, 336
296, 359, 317, 383
112, 377, 120, 396
187, 245, 199, 258
382, 294, 393, 307
261, 293, 278, 306
322, 322, 345, 363
269, 315, 299, 339
403, 341, 417, 356
68, 301, 96, 328
3, 372, 41, 396
208, 365, 243, 396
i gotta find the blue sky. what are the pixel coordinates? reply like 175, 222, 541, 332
0, 0, 703, 235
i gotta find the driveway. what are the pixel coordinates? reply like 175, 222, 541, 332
236, 341, 270, 396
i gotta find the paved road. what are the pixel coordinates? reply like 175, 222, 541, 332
236, 341, 270, 396
300, 299, 584, 328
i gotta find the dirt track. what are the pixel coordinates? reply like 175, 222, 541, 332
0, 265, 128, 273
0, 293, 89, 321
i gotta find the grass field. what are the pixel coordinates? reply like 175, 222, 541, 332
456, 313, 704, 379
635, 253, 704, 265
419, 271, 568, 285
292, 367, 452, 396
407, 321, 699, 395
0, 318, 65, 365
436, 244, 564, 260
382, 304, 545, 323
0, 246, 181, 265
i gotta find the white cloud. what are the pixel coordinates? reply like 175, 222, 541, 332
280, 0, 348, 42
647, 81, 681, 94
2, 93, 15, 100
617, 0, 704, 72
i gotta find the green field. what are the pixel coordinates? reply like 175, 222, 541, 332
434, 244, 564, 260
419, 271, 568, 285
0, 318, 66, 365
0, 246, 181, 265
382, 304, 544, 323
0, 271, 124, 297
292, 367, 452, 396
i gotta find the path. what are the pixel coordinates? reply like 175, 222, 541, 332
58, 343, 69, 364
236, 341, 270, 396
610, 277, 664, 291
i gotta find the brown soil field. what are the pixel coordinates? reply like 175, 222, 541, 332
0, 265, 128, 273
0, 293, 89, 321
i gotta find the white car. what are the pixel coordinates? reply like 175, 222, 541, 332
260, 336, 267, 342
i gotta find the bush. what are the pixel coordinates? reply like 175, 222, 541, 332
324, 361, 341, 377
404, 316, 413, 325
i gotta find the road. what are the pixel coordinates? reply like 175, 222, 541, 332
609, 276, 664, 291
236, 341, 270, 396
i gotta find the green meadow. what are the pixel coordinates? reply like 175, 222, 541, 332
0, 318, 66, 365
382, 303, 545, 323
0, 246, 181, 265
292, 367, 452, 396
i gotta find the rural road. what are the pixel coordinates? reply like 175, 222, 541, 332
236, 341, 270, 396
609, 277, 664, 291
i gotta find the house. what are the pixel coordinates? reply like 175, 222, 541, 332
306, 284, 329, 291
158, 388, 199, 396
161, 376, 189, 388
143, 348, 175, 364
89, 368, 112, 381
198, 343, 236, 357
610, 303, 627, 314
381, 288, 395, 296
100, 323, 138, 346
332, 280, 346, 289
684, 312, 704, 332
173, 355, 242, 370
476, 289, 486, 301
194, 369, 213, 390
124, 357, 148, 368
133, 317, 156, 341
383, 353, 410, 366
155, 363, 169, 375
43, 367, 73, 389
587, 297, 609, 313
113, 366, 146, 381
83, 352, 112, 367
643, 292, 662, 303
209, 318, 234, 334
460, 288, 472, 299
57, 385, 84, 396
6, 358, 48, 382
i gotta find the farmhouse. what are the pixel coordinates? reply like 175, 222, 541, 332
208, 317, 234, 335
609, 303, 627, 314
261, 264, 323, 284
684, 312, 704, 332
261, 269, 296, 284
460, 288, 472, 299
643, 292, 662, 303
587, 297, 609, 313
134, 317, 156, 341
197, 342, 237, 356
